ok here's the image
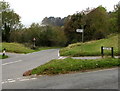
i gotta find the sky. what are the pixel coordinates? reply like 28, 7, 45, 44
3, 0, 120, 27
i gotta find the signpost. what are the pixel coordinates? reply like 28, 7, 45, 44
33, 38, 36, 48
76, 29, 84, 42
101, 46, 114, 58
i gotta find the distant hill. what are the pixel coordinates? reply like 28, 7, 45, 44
42, 17, 66, 26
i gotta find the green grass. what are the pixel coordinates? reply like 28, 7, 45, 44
0, 42, 61, 54
32, 58, 119, 75
0, 42, 35, 54
60, 34, 119, 56
36, 46, 61, 51
0, 55, 8, 59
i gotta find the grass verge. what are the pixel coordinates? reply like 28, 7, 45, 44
60, 34, 119, 56
31, 58, 119, 75
0, 42, 35, 54
0, 55, 8, 59
0, 42, 60, 54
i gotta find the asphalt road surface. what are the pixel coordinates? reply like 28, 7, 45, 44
2, 49, 119, 89
2, 49, 59, 80
2, 68, 119, 89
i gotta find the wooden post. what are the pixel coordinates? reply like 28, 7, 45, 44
101, 46, 104, 58
111, 47, 114, 58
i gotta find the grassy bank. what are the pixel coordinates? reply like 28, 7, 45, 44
32, 58, 119, 75
60, 34, 119, 56
0, 42, 60, 54
0, 55, 8, 59
0, 42, 35, 54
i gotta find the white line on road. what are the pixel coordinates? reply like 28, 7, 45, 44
2, 77, 38, 84
8, 80, 16, 83
30, 78, 37, 80
7, 79, 13, 81
58, 57, 62, 59
58, 57, 67, 59
2, 60, 23, 66
19, 79, 30, 81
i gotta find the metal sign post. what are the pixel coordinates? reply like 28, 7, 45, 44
76, 29, 84, 43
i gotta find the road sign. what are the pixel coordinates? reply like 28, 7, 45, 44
33, 38, 36, 41
101, 46, 114, 58
76, 29, 83, 33
103, 47, 111, 50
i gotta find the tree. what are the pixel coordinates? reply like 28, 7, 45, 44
84, 6, 109, 40
116, 2, 120, 33
1, 1, 21, 42
64, 13, 84, 44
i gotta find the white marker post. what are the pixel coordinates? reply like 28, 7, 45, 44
76, 29, 84, 42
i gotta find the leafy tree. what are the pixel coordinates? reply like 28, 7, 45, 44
10, 23, 67, 47
64, 13, 84, 44
108, 11, 118, 33
116, 2, 120, 33
1, 1, 21, 42
83, 6, 109, 41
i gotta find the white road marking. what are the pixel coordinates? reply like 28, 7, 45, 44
58, 57, 62, 59
58, 57, 66, 59
2, 60, 23, 66
7, 79, 13, 81
2, 82, 5, 84
2, 77, 38, 84
19, 79, 30, 81
8, 80, 16, 83
30, 78, 37, 80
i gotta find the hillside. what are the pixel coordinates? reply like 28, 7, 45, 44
60, 34, 119, 56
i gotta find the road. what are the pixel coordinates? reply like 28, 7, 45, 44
2, 49, 59, 80
2, 68, 119, 89
2, 49, 119, 89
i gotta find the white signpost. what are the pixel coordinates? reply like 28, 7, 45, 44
101, 46, 114, 58
76, 29, 84, 42
103, 47, 112, 50
76, 29, 83, 33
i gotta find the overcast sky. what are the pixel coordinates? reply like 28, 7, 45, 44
4, 0, 120, 27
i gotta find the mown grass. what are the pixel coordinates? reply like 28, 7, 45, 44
60, 34, 119, 56
0, 42, 60, 54
0, 55, 8, 59
32, 58, 119, 75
